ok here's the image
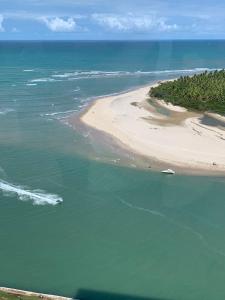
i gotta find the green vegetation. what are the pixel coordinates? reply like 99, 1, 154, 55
0, 291, 43, 300
150, 70, 225, 114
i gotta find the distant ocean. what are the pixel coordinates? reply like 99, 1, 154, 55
1, 41, 225, 300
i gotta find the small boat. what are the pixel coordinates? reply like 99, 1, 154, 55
161, 169, 175, 175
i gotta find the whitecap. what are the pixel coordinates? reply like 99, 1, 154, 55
30, 78, 61, 83
26, 83, 37, 86
73, 87, 81, 92
0, 180, 63, 206
52, 73, 74, 78
23, 69, 34, 72
52, 68, 219, 81
0, 108, 15, 115
42, 109, 78, 117
78, 104, 87, 108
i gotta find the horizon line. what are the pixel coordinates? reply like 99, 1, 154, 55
1, 38, 225, 42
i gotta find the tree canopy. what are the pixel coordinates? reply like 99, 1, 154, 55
150, 70, 225, 114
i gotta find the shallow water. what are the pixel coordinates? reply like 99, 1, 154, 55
201, 115, 225, 128
1, 41, 225, 300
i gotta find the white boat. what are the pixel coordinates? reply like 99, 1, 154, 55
161, 169, 175, 175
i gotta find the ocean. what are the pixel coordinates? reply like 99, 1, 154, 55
1, 40, 225, 300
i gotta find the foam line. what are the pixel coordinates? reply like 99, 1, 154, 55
31, 68, 219, 83
51, 68, 219, 80
41, 109, 78, 117
0, 180, 63, 205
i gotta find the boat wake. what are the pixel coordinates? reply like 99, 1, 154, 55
0, 180, 63, 206
117, 197, 225, 258
118, 197, 164, 217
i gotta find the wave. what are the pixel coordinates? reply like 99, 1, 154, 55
30, 68, 219, 84
28, 68, 221, 87
41, 109, 78, 117
78, 104, 87, 108
23, 69, 34, 72
0, 108, 15, 115
51, 68, 218, 81
73, 87, 81, 92
30, 78, 62, 83
26, 83, 37, 86
0, 180, 63, 205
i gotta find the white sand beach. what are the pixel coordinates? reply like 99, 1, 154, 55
80, 83, 225, 172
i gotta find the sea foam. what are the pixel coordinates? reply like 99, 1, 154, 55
0, 108, 15, 115
30, 78, 61, 83
0, 180, 63, 205
26, 83, 37, 86
41, 109, 78, 118
50, 68, 217, 81
31, 68, 218, 84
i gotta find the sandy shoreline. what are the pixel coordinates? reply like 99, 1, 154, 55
76, 81, 225, 173
0, 287, 73, 300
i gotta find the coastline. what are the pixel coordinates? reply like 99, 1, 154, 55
70, 81, 225, 174
0, 287, 74, 300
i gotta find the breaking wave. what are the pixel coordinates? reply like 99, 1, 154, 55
0, 108, 15, 115
30, 78, 62, 83
23, 69, 34, 72
41, 109, 78, 118
29, 68, 219, 84
50, 68, 218, 81
0, 180, 63, 205
26, 83, 37, 86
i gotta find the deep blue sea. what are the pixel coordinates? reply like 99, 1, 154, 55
1, 41, 225, 300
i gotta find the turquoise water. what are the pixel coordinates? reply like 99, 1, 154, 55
1, 41, 225, 300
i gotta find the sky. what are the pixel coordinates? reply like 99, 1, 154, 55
0, 0, 225, 40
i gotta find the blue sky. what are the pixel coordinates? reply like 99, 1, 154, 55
0, 0, 225, 40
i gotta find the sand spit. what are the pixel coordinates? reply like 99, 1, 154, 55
75, 82, 225, 173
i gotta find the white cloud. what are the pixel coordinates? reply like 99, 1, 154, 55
0, 15, 5, 32
92, 13, 179, 32
40, 17, 77, 32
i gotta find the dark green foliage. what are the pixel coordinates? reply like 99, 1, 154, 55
150, 70, 225, 114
